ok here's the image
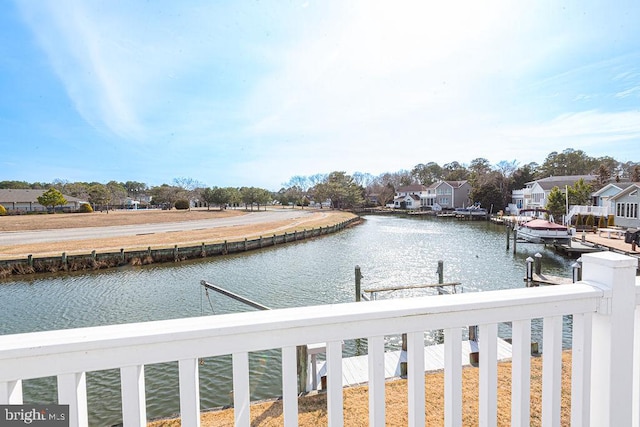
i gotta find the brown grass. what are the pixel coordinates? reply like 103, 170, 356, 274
0, 208, 357, 258
149, 352, 572, 426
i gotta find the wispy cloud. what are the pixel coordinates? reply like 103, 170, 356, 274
615, 86, 640, 99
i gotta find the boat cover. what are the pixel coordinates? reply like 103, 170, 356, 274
522, 219, 567, 230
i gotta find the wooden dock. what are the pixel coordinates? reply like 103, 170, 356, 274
553, 239, 602, 256
530, 273, 573, 286
314, 338, 512, 389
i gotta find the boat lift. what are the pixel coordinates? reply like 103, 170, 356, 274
200, 280, 322, 393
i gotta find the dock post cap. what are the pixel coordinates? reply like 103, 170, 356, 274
534, 253, 542, 258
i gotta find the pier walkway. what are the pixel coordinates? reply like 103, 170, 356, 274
315, 338, 513, 389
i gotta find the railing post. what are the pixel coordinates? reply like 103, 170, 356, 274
120, 365, 147, 427
178, 359, 201, 427
582, 252, 637, 427
57, 372, 88, 427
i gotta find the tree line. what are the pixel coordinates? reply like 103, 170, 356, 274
1, 148, 639, 212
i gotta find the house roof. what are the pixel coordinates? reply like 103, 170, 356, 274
427, 180, 468, 189
397, 185, 427, 192
610, 183, 640, 201
592, 182, 636, 197
0, 189, 83, 203
443, 180, 468, 188
527, 175, 597, 191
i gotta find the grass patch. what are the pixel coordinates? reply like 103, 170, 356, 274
149, 352, 572, 426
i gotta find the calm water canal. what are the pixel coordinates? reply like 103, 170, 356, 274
1, 215, 575, 426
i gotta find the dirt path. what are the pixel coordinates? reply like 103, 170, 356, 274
0, 208, 356, 258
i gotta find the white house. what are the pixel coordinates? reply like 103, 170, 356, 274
511, 175, 597, 213
392, 185, 429, 209
392, 182, 471, 210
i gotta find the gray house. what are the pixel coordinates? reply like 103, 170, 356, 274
610, 183, 640, 228
428, 180, 472, 210
0, 189, 84, 212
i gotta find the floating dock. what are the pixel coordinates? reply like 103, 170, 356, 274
314, 338, 512, 389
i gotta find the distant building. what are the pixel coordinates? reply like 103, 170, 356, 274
0, 189, 84, 212
511, 175, 597, 212
392, 181, 471, 210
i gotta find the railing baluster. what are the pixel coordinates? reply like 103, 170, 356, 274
571, 312, 592, 427
542, 316, 563, 427
232, 352, 250, 427
368, 335, 385, 427
178, 358, 201, 427
511, 319, 531, 427
444, 327, 462, 427
282, 346, 299, 427
326, 340, 344, 427
634, 307, 640, 427
407, 331, 425, 427
120, 365, 147, 427
0, 380, 23, 404
57, 372, 88, 427
479, 323, 497, 427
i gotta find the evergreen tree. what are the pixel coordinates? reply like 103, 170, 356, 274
545, 187, 566, 222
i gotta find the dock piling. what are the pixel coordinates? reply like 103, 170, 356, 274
355, 265, 363, 302
534, 253, 542, 275
525, 257, 534, 283
437, 260, 444, 295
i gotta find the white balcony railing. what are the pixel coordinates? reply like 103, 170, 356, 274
1, 252, 639, 427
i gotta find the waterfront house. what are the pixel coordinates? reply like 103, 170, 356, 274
430, 180, 471, 210
592, 182, 636, 211
610, 183, 640, 228
0, 189, 84, 212
511, 175, 597, 212
392, 181, 471, 210
392, 184, 429, 209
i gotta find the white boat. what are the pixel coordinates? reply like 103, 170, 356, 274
516, 218, 573, 244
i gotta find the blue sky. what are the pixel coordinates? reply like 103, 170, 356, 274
1, 1, 639, 190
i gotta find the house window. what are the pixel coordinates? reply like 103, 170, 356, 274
439, 197, 449, 205
617, 202, 639, 218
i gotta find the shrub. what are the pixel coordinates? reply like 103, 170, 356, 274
575, 213, 583, 226
585, 214, 594, 228
0, 204, 6, 216
608, 214, 615, 227
598, 215, 606, 228
79, 203, 93, 213
174, 199, 190, 210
